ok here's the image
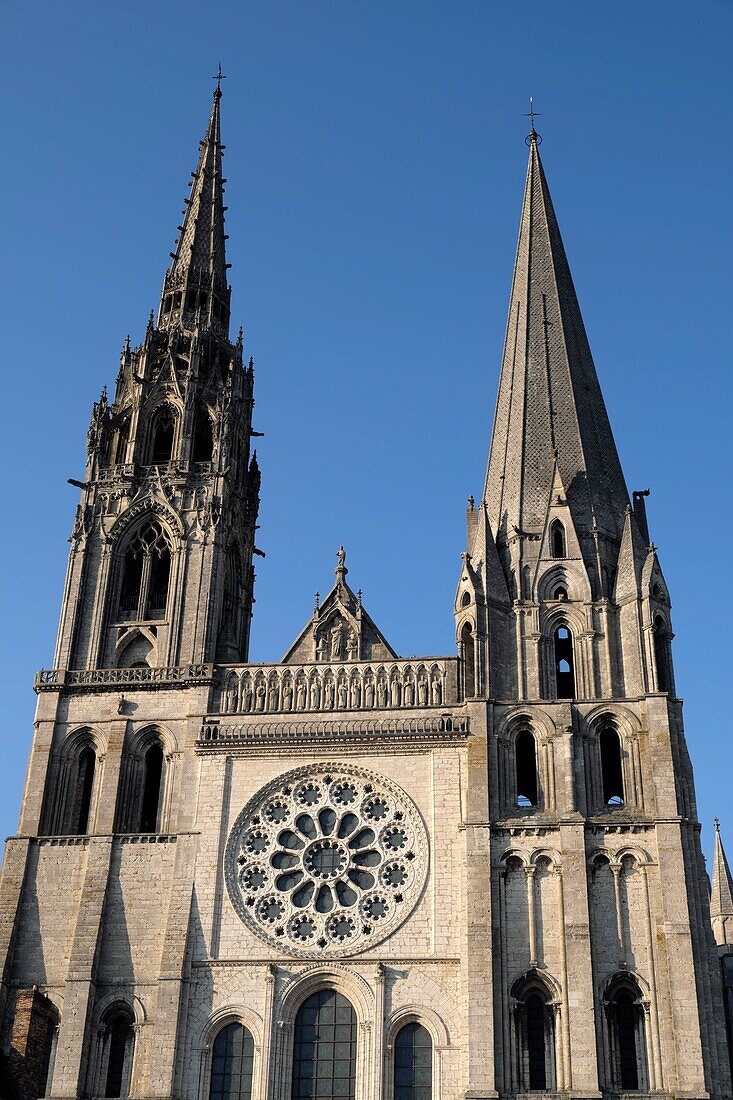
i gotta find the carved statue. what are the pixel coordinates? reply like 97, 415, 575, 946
296, 682, 307, 711
324, 679, 335, 709
282, 680, 293, 711
337, 545, 346, 569
337, 681, 348, 709
316, 635, 327, 662
346, 631, 358, 661
377, 679, 387, 708
365, 680, 375, 709
350, 680, 360, 709
255, 682, 266, 712
403, 679, 414, 706
390, 679, 401, 707
431, 678, 442, 706
267, 682, 279, 711
309, 680, 320, 710
418, 676, 428, 706
329, 620, 343, 660
242, 684, 253, 712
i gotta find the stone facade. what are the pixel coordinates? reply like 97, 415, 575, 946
0, 93, 730, 1100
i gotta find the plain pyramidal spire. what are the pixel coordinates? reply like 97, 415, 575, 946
484, 123, 630, 549
158, 77, 231, 336
711, 819, 733, 946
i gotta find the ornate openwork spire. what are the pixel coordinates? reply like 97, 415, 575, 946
158, 82, 230, 336
484, 131, 629, 549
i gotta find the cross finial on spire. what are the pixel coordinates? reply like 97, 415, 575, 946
715, 817, 721, 831
213, 63, 226, 96
524, 97, 542, 145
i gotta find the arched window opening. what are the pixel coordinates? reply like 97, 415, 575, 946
149, 406, 175, 465
71, 745, 96, 834
116, 520, 172, 623
192, 408, 214, 463
554, 626, 575, 698
461, 621, 475, 699
291, 990, 356, 1100
210, 1022, 254, 1100
600, 727, 624, 806
515, 730, 539, 808
653, 616, 671, 693
37, 1004, 59, 1098
550, 521, 566, 559
527, 994, 548, 1089
606, 982, 647, 1092
104, 1008, 135, 1098
394, 1021, 433, 1100
139, 743, 164, 833
552, 586, 567, 601
461, 591, 471, 607
522, 565, 532, 600
113, 419, 130, 466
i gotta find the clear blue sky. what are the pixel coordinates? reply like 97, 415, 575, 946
1, 1, 731, 867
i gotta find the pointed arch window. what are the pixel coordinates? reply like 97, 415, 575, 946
70, 745, 96, 834
513, 977, 556, 1092
604, 978, 648, 1092
600, 727, 624, 806
117, 520, 172, 623
550, 521, 566, 559
554, 626, 575, 699
515, 730, 539, 808
192, 407, 214, 463
394, 1021, 433, 1100
209, 1022, 254, 1100
291, 990, 357, 1100
139, 743, 164, 832
101, 1006, 136, 1099
461, 621, 476, 699
652, 616, 672, 693
112, 418, 130, 465
149, 405, 176, 465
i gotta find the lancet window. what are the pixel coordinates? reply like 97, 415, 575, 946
99, 1005, 136, 1099
652, 616, 672, 693
148, 405, 176, 465
515, 730, 539, 808
291, 990, 357, 1100
600, 726, 624, 806
550, 520, 566, 559
604, 977, 648, 1092
513, 977, 556, 1092
116, 520, 172, 623
554, 626, 575, 698
461, 621, 476, 699
192, 406, 214, 463
117, 728, 169, 835
209, 1022, 254, 1100
394, 1021, 433, 1100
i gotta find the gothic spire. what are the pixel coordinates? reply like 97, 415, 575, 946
159, 83, 230, 336
711, 819, 733, 945
484, 131, 629, 550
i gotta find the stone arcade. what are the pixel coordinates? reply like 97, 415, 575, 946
1, 84, 732, 1100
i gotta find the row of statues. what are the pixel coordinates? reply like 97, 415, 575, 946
218, 666, 446, 715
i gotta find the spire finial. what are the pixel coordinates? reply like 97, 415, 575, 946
524, 96, 542, 145
715, 817, 721, 832
213, 63, 226, 98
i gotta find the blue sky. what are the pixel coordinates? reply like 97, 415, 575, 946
0, 1, 731, 866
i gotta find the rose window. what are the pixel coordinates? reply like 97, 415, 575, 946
225, 764, 428, 957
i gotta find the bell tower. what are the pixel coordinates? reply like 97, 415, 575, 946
53, 81, 261, 673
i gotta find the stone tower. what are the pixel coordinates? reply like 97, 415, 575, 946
0, 94, 729, 1100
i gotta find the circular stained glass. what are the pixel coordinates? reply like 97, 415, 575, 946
225, 763, 428, 957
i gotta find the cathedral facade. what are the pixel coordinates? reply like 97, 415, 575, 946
1, 85, 731, 1100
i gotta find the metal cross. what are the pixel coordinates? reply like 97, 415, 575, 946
213, 63, 226, 89
524, 96, 540, 130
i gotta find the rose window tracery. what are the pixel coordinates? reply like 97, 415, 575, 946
225, 764, 428, 957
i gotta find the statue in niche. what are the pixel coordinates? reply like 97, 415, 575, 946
282, 680, 293, 711
337, 681, 348, 709
346, 631, 358, 661
390, 679, 401, 707
431, 677, 442, 705
324, 679, 335, 709
255, 681, 266, 712
418, 676, 429, 706
377, 679, 387, 708
309, 680, 320, 710
350, 680, 360, 708
365, 679, 375, 709
267, 681, 279, 711
241, 682, 253, 712
296, 681, 307, 711
329, 619, 343, 661
316, 635, 327, 662
403, 679, 414, 706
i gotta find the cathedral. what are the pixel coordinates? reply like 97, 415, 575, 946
2, 80, 733, 1100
